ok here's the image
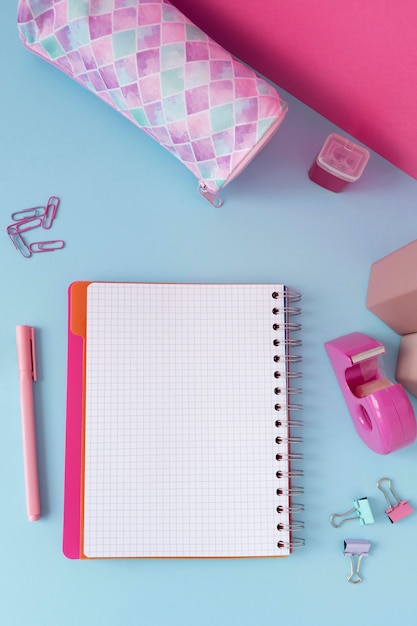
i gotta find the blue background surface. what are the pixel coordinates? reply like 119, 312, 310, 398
2, 3, 417, 624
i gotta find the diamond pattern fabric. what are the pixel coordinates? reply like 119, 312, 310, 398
18, 0, 287, 193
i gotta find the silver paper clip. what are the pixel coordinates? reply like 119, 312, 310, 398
343, 539, 371, 584
330, 497, 375, 528
377, 477, 414, 523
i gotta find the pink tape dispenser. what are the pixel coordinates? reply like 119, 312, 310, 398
325, 332, 417, 454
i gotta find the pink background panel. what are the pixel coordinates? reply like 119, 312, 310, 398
172, 0, 417, 180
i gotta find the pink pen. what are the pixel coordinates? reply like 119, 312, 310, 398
16, 325, 40, 521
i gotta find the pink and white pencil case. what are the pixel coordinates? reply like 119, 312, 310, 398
17, 0, 287, 206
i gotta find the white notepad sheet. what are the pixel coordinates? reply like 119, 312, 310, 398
83, 283, 290, 558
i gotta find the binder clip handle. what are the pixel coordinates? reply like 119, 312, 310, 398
330, 497, 374, 528
346, 554, 366, 585
330, 507, 357, 528
377, 477, 401, 508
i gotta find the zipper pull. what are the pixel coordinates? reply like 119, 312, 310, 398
197, 182, 223, 208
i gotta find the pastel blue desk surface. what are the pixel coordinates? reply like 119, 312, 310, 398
2, 5, 417, 625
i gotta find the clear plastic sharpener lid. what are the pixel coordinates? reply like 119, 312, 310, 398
317, 133, 370, 182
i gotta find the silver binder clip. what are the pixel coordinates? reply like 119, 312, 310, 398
330, 497, 374, 528
343, 539, 371, 584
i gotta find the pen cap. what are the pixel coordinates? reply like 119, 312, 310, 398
16, 326, 37, 380
315, 133, 370, 182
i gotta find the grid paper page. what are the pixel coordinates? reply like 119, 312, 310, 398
83, 283, 290, 558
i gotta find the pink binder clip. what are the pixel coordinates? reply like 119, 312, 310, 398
325, 332, 417, 454
377, 477, 414, 523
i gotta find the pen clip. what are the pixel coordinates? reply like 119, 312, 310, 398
30, 327, 37, 381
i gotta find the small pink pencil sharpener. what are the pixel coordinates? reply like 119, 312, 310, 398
325, 332, 417, 454
309, 133, 370, 192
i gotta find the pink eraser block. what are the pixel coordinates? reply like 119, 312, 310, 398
396, 333, 417, 398
366, 239, 417, 334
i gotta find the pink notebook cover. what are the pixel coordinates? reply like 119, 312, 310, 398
63, 282, 90, 559
172, 0, 417, 180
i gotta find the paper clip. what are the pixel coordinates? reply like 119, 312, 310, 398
343, 539, 371, 584
29, 240, 65, 253
377, 477, 414, 523
330, 497, 375, 528
11, 206, 46, 222
7, 196, 64, 258
7, 227, 31, 258
42, 196, 59, 229
9, 218, 43, 233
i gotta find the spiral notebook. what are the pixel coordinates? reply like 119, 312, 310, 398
63, 281, 303, 559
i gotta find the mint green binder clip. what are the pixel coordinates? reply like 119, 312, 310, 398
330, 497, 375, 528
